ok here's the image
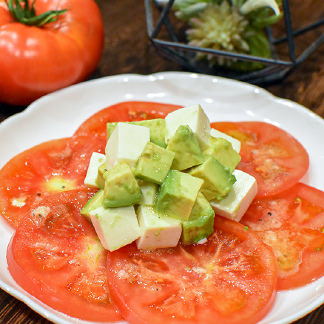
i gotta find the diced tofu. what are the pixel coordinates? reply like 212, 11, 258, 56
105, 123, 150, 168
210, 170, 257, 222
210, 128, 241, 153
84, 152, 106, 188
90, 206, 140, 252
136, 206, 182, 250
165, 105, 211, 149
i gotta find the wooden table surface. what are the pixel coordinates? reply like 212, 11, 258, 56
0, 0, 324, 323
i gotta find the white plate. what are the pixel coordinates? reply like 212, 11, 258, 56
1, 72, 324, 324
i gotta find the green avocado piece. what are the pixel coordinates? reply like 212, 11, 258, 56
96, 162, 110, 189
204, 137, 241, 173
155, 170, 203, 220
134, 142, 175, 184
181, 192, 214, 245
107, 123, 117, 141
182, 215, 214, 245
138, 180, 159, 206
107, 119, 167, 147
81, 190, 104, 221
135, 119, 167, 148
167, 125, 205, 171
103, 163, 142, 208
189, 156, 236, 201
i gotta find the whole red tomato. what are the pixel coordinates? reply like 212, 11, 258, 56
0, 0, 104, 106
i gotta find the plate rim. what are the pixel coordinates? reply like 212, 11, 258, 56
0, 71, 324, 324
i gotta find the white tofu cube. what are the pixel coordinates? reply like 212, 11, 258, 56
90, 206, 140, 252
165, 104, 211, 149
136, 206, 182, 250
84, 152, 106, 188
105, 123, 150, 168
210, 170, 257, 222
210, 128, 241, 153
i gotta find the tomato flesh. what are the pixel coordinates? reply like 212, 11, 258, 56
107, 216, 277, 324
241, 183, 324, 290
0, 135, 105, 228
74, 101, 182, 138
7, 190, 121, 322
211, 122, 309, 198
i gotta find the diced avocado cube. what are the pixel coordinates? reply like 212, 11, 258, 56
107, 119, 167, 147
204, 137, 241, 173
133, 119, 167, 148
155, 170, 203, 220
189, 192, 214, 219
84, 152, 106, 188
167, 125, 205, 170
138, 181, 158, 206
182, 215, 214, 245
106, 123, 150, 168
189, 156, 236, 201
96, 162, 110, 189
134, 142, 175, 184
181, 192, 215, 245
90, 205, 140, 252
81, 190, 104, 221
136, 206, 182, 250
210, 128, 241, 153
103, 163, 142, 208
165, 104, 211, 149
107, 123, 117, 140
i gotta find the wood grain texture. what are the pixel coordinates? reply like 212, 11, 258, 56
0, 0, 324, 323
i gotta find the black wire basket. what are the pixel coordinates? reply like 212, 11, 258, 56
145, 0, 324, 84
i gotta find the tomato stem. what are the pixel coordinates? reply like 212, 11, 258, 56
5, 0, 67, 26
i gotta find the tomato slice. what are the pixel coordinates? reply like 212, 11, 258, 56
211, 122, 309, 198
106, 216, 277, 324
74, 101, 182, 138
7, 189, 121, 322
0, 135, 105, 228
241, 183, 324, 290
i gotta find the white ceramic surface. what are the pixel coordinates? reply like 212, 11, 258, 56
0, 72, 324, 324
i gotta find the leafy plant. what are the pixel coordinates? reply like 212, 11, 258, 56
172, 0, 281, 71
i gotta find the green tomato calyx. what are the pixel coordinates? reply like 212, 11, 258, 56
6, 0, 67, 27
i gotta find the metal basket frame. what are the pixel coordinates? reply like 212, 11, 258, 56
145, 0, 324, 83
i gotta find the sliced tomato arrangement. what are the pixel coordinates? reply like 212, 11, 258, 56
74, 101, 182, 138
7, 189, 121, 322
1, 101, 323, 323
211, 122, 309, 198
241, 183, 324, 290
106, 216, 277, 324
0, 135, 105, 228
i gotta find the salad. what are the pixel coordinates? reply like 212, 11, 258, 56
0, 100, 323, 324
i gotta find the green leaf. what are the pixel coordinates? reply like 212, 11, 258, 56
175, 2, 209, 20
245, 0, 282, 27
229, 28, 271, 71
173, 0, 223, 21
240, 0, 280, 15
